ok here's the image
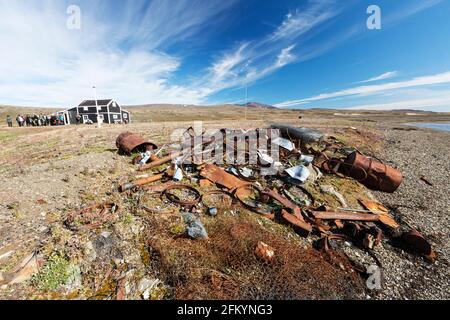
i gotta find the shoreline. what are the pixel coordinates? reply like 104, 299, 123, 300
406, 122, 450, 132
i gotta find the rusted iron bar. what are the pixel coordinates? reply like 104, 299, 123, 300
120, 173, 165, 192
311, 211, 380, 222
138, 151, 183, 172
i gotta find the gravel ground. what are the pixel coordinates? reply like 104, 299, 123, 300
370, 126, 450, 299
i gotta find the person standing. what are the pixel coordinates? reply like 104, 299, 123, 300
6, 115, 13, 127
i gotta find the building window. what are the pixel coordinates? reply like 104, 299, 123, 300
83, 106, 88, 111
113, 114, 118, 119
123, 113, 128, 118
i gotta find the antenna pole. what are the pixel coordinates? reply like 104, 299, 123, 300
93, 86, 101, 128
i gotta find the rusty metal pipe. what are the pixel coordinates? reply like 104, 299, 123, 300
149, 154, 160, 162
138, 151, 183, 171
263, 188, 307, 222
120, 173, 165, 192
281, 209, 312, 236
311, 211, 380, 222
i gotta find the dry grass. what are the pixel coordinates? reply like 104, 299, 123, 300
143, 211, 364, 300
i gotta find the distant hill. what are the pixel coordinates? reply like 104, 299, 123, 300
240, 102, 278, 109
125, 102, 278, 109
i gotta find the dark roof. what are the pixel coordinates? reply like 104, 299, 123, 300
79, 99, 112, 107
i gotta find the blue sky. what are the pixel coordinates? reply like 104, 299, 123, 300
0, 0, 449, 111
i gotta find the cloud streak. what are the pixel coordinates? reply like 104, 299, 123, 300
359, 71, 398, 83
196, 1, 341, 98
275, 71, 450, 108
344, 96, 450, 111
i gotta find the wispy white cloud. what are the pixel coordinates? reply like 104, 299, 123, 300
344, 94, 450, 112
115, 0, 238, 50
208, 44, 249, 85
275, 71, 450, 108
0, 0, 235, 107
384, 0, 444, 27
276, 45, 297, 67
359, 71, 398, 83
198, 2, 341, 98
269, 4, 339, 42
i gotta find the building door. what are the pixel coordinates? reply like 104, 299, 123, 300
83, 115, 89, 124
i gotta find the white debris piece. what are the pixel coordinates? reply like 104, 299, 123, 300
139, 278, 162, 300
300, 155, 314, 166
285, 165, 310, 183
320, 185, 348, 208
272, 137, 295, 151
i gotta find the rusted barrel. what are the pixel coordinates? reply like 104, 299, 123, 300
403, 229, 433, 256
116, 132, 158, 155
343, 152, 402, 193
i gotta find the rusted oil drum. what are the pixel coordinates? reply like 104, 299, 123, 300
403, 229, 433, 256
343, 152, 402, 193
116, 132, 158, 155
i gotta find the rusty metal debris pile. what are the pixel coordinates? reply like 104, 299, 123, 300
113, 125, 436, 266
1, 124, 436, 299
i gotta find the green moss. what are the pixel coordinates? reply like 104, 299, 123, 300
168, 223, 186, 236
150, 286, 168, 300
32, 254, 78, 291
122, 213, 133, 225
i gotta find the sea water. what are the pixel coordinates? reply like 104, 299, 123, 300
410, 123, 450, 132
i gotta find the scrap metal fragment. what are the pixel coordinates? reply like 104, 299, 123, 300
343, 152, 403, 193
272, 137, 295, 152
403, 229, 435, 257
163, 184, 202, 208
0, 252, 42, 286
280, 209, 312, 236
285, 165, 310, 184
359, 199, 399, 229
120, 173, 165, 192
320, 185, 348, 208
263, 188, 309, 223
139, 151, 183, 172
64, 203, 119, 231
420, 175, 433, 186
311, 211, 380, 222
270, 124, 324, 143
141, 181, 176, 193
200, 164, 249, 190
116, 132, 157, 155
255, 241, 275, 263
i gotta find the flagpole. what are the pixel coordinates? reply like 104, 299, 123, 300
93, 86, 101, 128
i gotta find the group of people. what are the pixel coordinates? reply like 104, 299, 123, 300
5, 114, 65, 127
